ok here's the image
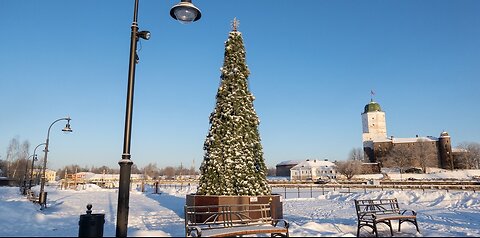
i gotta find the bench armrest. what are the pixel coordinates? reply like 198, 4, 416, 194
401, 210, 417, 216
359, 213, 377, 220
186, 225, 203, 237
272, 219, 290, 229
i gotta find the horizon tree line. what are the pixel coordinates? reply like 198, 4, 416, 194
2, 137, 479, 182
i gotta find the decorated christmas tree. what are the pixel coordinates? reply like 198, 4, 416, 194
197, 19, 271, 196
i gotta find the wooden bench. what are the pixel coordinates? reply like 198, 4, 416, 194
354, 198, 419, 237
26, 190, 40, 203
184, 203, 289, 237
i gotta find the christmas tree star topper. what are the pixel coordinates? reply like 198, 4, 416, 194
231, 17, 240, 31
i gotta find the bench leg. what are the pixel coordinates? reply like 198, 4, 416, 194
357, 222, 361, 237
399, 219, 420, 233
414, 219, 420, 232
271, 232, 289, 237
387, 220, 393, 236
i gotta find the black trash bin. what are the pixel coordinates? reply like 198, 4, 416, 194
39, 192, 47, 207
78, 204, 105, 237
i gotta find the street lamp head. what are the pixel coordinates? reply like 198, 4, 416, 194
170, 0, 201, 24
62, 119, 73, 133
137, 31, 151, 40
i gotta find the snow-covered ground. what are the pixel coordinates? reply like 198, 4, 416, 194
374, 169, 480, 181
1, 182, 480, 237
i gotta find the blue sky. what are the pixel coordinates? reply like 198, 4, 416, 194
1, 0, 479, 170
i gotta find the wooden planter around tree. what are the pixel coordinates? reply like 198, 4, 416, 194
186, 193, 283, 223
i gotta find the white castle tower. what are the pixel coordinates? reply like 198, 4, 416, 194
362, 99, 387, 149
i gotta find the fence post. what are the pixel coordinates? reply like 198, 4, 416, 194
297, 186, 300, 198
322, 186, 325, 195
310, 185, 313, 198
284, 186, 287, 199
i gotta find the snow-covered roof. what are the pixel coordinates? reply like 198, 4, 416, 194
452, 148, 468, 153
373, 136, 438, 143
75, 172, 96, 179
291, 159, 335, 170
90, 174, 119, 180
393, 137, 437, 143
75, 173, 149, 181
276, 160, 301, 166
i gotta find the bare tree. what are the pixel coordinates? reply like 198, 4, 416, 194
0, 160, 5, 177
412, 139, 437, 173
336, 160, 363, 180
349, 148, 365, 162
90, 165, 114, 174
5, 137, 20, 178
131, 164, 141, 174
267, 167, 276, 177
383, 144, 415, 179
11, 141, 30, 180
457, 142, 480, 169
142, 163, 161, 179
3, 138, 30, 182
162, 166, 176, 179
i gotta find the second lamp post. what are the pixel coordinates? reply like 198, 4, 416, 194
39, 117, 72, 210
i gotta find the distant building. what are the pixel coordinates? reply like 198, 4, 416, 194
32, 169, 57, 182
61, 172, 150, 189
275, 160, 301, 177
0, 177, 16, 186
290, 159, 337, 181
361, 99, 459, 169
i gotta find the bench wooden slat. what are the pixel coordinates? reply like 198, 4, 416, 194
185, 203, 289, 237
201, 225, 288, 237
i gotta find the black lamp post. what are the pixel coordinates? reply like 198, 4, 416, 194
28, 143, 46, 190
21, 154, 35, 195
21, 143, 46, 195
116, 0, 201, 237
39, 117, 72, 210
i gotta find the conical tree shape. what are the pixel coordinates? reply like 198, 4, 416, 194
197, 23, 271, 196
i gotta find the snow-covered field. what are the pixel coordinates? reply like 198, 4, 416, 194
1, 183, 480, 237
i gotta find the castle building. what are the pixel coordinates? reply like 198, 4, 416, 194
361, 100, 455, 169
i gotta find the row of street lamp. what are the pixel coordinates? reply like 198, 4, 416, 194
21, 117, 72, 210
